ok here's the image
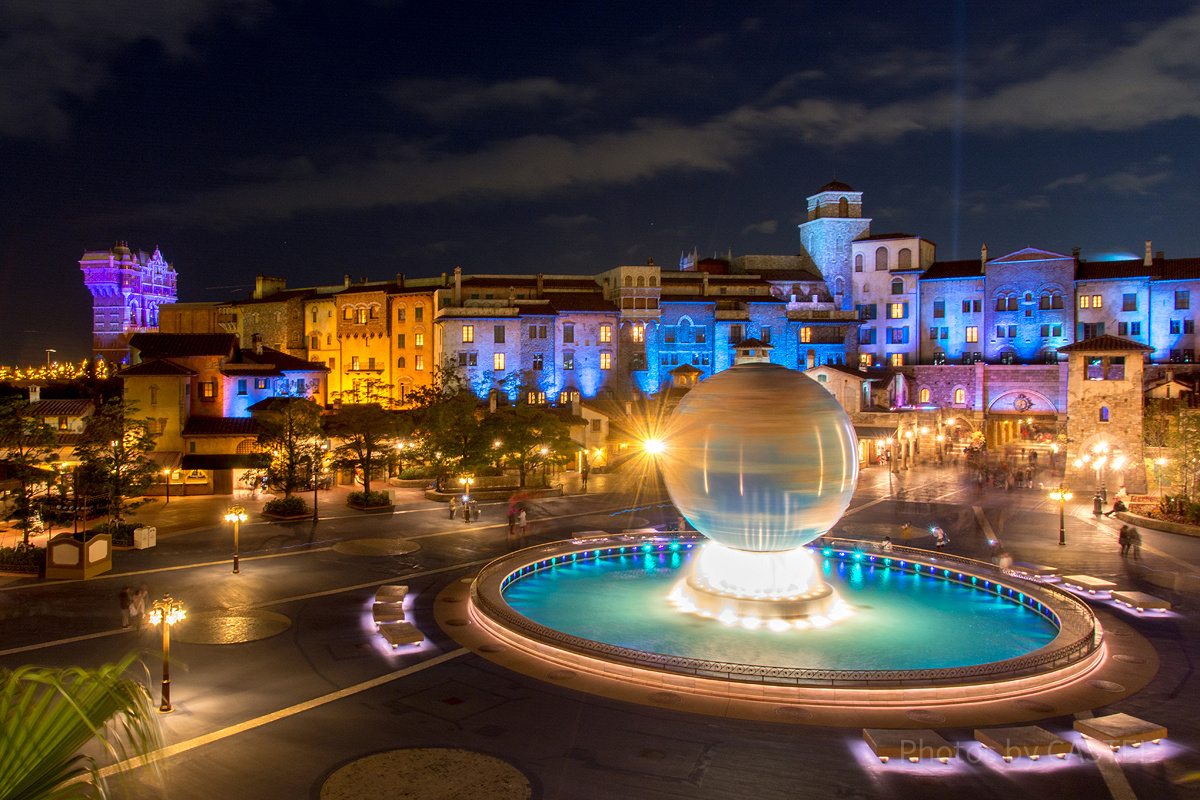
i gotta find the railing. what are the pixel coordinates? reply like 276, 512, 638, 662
469, 534, 1101, 688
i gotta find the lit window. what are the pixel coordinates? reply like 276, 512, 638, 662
414, 333, 424, 347
463, 325, 474, 343
632, 324, 644, 342
256, 379, 269, 390
1092, 295, 1102, 308
801, 327, 812, 343
356, 308, 367, 324
343, 307, 353, 320
600, 352, 611, 370
493, 353, 505, 370
415, 355, 424, 371
351, 356, 359, 370
919, 388, 930, 403
966, 326, 978, 343
563, 353, 574, 370
600, 324, 611, 343
859, 353, 872, 368
1080, 295, 1090, 309
954, 388, 965, 404
889, 303, 905, 319
890, 353, 904, 366
532, 353, 543, 370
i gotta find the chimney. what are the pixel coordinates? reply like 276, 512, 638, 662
980, 244, 988, 271
453, 267, 462, 306
360, 276, 367, 284
343, 274, 351, 288
571, 396, 581, 417
536, 273, 544, 299
602, 277, 610, 298
1157, 251, 1165, 261
1145, 240, 1152, 267
28, 385, 40, 403
1072, 247, 1080, 258
395, 272, 405, 288
252, 333, 263, 355
647, 256, 655, 267
702, 273, 709, 296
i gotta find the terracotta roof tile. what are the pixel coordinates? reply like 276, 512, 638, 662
1058, 335, 1155, 353
182, 417, 259, 436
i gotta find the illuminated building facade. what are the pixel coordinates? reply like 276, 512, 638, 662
80, 243, 177, 365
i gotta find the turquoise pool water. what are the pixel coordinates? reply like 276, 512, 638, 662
502, 549, 1058, 670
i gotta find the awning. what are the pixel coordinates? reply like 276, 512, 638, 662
181, 454, 269, 470
854, 426, 898, 441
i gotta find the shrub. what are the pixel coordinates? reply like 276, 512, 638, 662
399, 466, 434, 479
90, 521, 138, 547
0, 543, 44, 569
348, 490, 391, 508
264, 496, 311, 516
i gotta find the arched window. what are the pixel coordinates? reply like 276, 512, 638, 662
919, 387, 930, 403
636, 276, 645, 287
875, 247, 889, 271
649, 276, 657, 287
623, 275, 633, 287
954, 388, 966, 404
835, 277, 845, 295
898, 248, 912, 269
397, 357, 406, 369
854, 254, 864, 273
891, 279, 904, 295
311, 309, 318, 323
1099, 406, 1110, 423
236, 439, 259, 455
397, 305, 406, 322
310, 335, 319, 350
838, 197, 849, 216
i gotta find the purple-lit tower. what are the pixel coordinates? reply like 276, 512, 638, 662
80, 243, 177, 365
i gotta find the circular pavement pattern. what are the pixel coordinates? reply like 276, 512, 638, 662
773, 706, 814, 720
1014, 699, 1055, 713
320, 748, 530, 800
333, 538, 421, 556
905, 710, 947, 724
173, 609, 292, 644
1087, 679, 1127, 693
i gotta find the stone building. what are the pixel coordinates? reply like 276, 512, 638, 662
80, 243, 177, 365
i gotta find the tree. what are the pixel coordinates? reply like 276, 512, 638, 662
0, 653, 163, 799
489, 404, 576, 488
406, 364, 490, 488
0, 397, 58, 545
256, 398, 324, 498
327, 404, 399, 495
73, 399, 159, 525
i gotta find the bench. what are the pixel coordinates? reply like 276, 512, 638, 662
1111, 590, 1170, 613
375, 584, 408, 602
1011, 562, 1058, 579
372, 602, 406, 627
863, 729, 957, 763
379, 621, 424, 648
1061, 575, 1117, 595
975, 726, 1072, 762
1074, 713, 1166, 750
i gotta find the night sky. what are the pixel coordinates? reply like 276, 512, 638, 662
3, 1, 1199, 364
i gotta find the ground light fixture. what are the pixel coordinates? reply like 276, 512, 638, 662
148, 594, 186, 713
224, 505, 248, 574
163, 468, 171, 505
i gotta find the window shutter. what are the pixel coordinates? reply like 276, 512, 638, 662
902, 302, 909, 318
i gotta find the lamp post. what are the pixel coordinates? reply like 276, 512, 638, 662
147, 594, 186, 713
1155, 457, 1168, 497
1049, 487, 1074, 546
162, 469, 171, 505
45, 349, 56, 369
224, 506, 247, 573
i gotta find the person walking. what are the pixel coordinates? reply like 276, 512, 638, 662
1118, 525, 1130, 557
932, 526, 948, 550
118, 586, 132, 629
131, 584, 148, 632
507, 506, 517, 538
1128, 527, 1142, 560
900, 521, 913, 541
580, 467, 589, 492
517, 508, 528, 539
449, 495, 459, 519
462, 497, 472, 523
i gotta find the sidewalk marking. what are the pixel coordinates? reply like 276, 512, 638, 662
1074, 711, 1138, 800
0, 628, 130, 657
255, 559, 495, 608
973, 506, 998, 543
96, 648, 470, 780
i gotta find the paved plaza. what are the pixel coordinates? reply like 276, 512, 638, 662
3, 464, 1200, 799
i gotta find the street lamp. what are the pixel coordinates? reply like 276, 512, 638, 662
1155, 457, 1168, 497
224, 505, 248, 574
162, 468, 171, 505
1049, 488, 1074, 546
147, 594, 186, 713
45, 349, 56, 369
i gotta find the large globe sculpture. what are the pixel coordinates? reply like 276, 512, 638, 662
661, 362, 859, 551
660, 362, 860, 626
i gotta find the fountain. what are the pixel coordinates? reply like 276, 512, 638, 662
445, 362, 1148, 725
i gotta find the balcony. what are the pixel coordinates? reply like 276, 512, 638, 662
713, 309, 750, 321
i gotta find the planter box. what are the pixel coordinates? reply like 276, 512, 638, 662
348, 504, 395, 514
45, 532, 112, 580
262, 511, 314, 521
0, 564, 42, 576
